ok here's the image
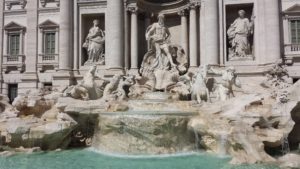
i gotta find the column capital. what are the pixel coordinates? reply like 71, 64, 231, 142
178, 8, 189, 16
188, 0, 201, 9
126, 5, 138, 14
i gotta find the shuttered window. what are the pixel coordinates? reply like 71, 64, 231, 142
291, 20, 300, 44
44, 32, 56, 54
8, 34, 20, 55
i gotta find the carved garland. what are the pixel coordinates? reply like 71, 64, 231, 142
5, 0, 27, 10
40, 0, 60, 8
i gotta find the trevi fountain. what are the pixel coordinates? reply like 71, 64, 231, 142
0, 1, 300, 169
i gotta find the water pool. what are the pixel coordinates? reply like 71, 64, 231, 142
0, 149, 280, 169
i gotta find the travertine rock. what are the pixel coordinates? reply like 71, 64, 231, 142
12, 90, 55, 117
278, 153, 300, 169
0, 116, 77, 150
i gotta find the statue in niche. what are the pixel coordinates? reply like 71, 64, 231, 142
145, 14, 176, 68
227, 10, 254, 61
139, 14, 188, 91
83, 19, 105, 66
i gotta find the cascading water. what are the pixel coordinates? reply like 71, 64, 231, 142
281, 103, 290, 155
218, 133, 228, 157
281, 133, 290, 155
193, 129, 200, 150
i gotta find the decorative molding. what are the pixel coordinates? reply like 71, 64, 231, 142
40, 0, 60, 8
5, 0, 27, 10
39, 19, 59, 30
188, 0, 201, 9
127, 6, 138, 14
4, 21, 26, 32
177, 8, 188, 16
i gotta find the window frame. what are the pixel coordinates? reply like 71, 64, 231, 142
8, 33, 20, 55
290, 19, 300, 44
43, 31, 56, 54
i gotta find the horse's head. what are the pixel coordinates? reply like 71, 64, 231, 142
122, 75, 136, 86
88, 65, 97, 75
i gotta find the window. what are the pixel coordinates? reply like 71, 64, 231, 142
44, 32, 55, 54
8, 34, 20, 55
290, 20, 300, 44
8, 84, 18, 104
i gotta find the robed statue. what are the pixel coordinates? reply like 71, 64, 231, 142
227, 10, 254, 60
83, 19, 105, 66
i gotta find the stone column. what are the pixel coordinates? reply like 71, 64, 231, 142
53, 0, 73, 88
189, 3, 199, 67
264, 0, 281, 63
200, 0, 219, 65
178, 9, 189, 58
0, 0, 4, 92
19, 0, 38, 94
25, 0, 38, 73
128, 7, 139, 70
106, 0, 124, 71
124, 8, 129, 69
59, 0, 73, 71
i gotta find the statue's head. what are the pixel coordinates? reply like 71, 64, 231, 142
238, 10, 246, 18
93, 19, 100, 26
158, 14, 165, 25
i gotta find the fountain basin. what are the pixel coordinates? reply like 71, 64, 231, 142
93, 111, 197, 155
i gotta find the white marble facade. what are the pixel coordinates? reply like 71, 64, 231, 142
0, 0, 300, 101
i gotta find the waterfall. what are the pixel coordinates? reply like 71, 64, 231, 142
218, 133, 228, 157
281, 103, 290, 155
193, 129, 200, 150
281, 133, 290, 155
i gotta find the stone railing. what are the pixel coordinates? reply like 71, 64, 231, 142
2, 55, 25, 72
284, 44, 300, 54
284, 44, 300, 65
37, 54, 59, 71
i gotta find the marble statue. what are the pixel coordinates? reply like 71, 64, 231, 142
191, 65, 211, 104
83, 19, 105, 66
170, 73, 192, 100
103, 75, 135, 101
227, 10, 254, 60
140, 14, 188, 91
63, 66, 103, 100
209, 66, 241, 101
145, 14, 176, 68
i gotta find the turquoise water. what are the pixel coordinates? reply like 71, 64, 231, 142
0, 149, 280, 169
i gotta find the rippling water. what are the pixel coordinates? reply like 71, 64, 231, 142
0, 149, 280, 169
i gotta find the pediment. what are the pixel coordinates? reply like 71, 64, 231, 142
39, 20, 59, 29
284, 4, 300, 13
4, 21, 26, 31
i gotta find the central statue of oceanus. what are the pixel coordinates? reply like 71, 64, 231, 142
139, 14, 188, 91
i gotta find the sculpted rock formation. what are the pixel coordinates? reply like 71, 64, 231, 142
12, 89, 59, 117
0, 89, 77, 151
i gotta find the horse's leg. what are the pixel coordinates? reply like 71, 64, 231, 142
206, 89, 211, 103
196, 94, 201, 104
